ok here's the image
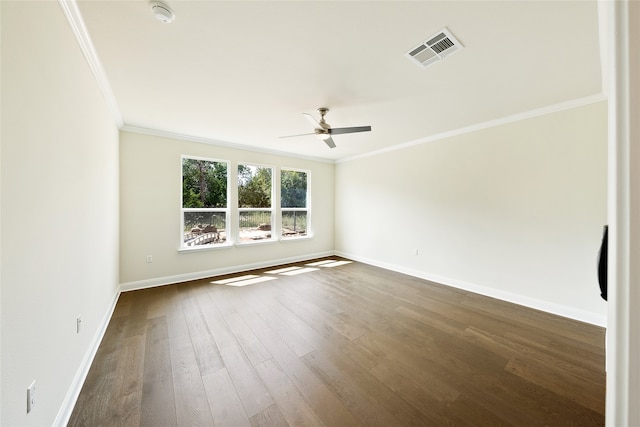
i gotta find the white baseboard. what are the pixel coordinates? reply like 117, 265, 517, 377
335, 251, 607, 327
120, 250, 335, 292
53, 289, 121, 427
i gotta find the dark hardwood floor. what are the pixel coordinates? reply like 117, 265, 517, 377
69, 257, 606, 426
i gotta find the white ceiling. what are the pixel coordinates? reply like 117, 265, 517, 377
76, 0, 603, 161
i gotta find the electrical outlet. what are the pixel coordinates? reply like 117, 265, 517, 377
27, 381, 36, 414
146, 255, 153, 263
77, 316, 82, 334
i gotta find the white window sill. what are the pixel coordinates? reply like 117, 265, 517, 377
178, 242, 232, 253
235, 238, 278, 247
178, 234, 313, 253
281, 234, 313, 242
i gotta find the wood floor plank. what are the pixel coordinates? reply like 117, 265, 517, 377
505, 355, 606, 414
140, 316, 177, 427
234, 292, 316, 358
68, 316, 128, 426
111, 291, 132, 319
243, 289, 369, 374
253, 359, 325, 427
249, 404, 290, 427
203, 367, 252, 427
357, 321, 604, 425
353, 329, 547, 425
544, 333, 605, 373
166, 285, 216, 424
485, 366, 605, 426
371, 346, 462, 403
301, 349, 408, 427
461, 293, 605, 347
237, 305, 361, 427
223, 311, 273, 365
113, 334, 146, 426
69, 257, 605, 427
164, 285, 191, 342
203, 287, 275, 417
278, 290, 367, 343
444, 394, 512, 427
178, 286, 225, 375
124, 289, 151, 338
146, 285, 169, 319
466, 325, 606, 384
394, 303, 468, 338
368, 360, 466, 425
320, 342, 435, 426
169, 334, 215, 426
275, 278, 370, 341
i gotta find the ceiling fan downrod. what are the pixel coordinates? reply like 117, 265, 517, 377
317, 108, 330, 126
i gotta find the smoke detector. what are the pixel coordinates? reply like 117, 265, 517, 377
150, 1, 175, 23
406, 27, 464, 68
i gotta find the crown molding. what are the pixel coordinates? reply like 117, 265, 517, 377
58, 0, 123, 128
337, 93, 608, 164
120, 124, 336, 164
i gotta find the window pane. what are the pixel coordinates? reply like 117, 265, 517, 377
281, 170, 307, 208
239, 210, 272, 242
282, 210, 307, 238
183, 212, 226, 246
238, 164, 272, 208
182, 158, 227, 208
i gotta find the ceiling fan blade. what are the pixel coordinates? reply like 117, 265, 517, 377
294, 110, 364, 148
302, 113, 321, 128
279, 132, 315, 139
329, 126, 372, 135
324, 137, 336, 148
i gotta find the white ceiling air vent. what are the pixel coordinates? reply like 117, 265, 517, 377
405, 27, 464, 68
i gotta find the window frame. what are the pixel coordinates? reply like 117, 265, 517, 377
179, 155, 230, 251
237, 162, 275, 245
280, 167, 311, 240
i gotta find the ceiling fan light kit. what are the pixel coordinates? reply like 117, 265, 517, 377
316, 131, 332, 141
281, 107, 371, 149
150, 1, 175, 23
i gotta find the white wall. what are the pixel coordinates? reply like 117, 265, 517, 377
336, 101, 608, 325
1, 2, 120, 425
119, 131, 335, 288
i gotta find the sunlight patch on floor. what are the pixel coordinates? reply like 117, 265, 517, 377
215, 276, 278, 287
279, 267, 319, 276
211, 274, 261, 284
265, 266, 302, 274
306, 260, 337, 266
319, 260, 353, 268
210, 259, 351, 287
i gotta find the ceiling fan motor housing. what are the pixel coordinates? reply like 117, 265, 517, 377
317, 108, 330, 128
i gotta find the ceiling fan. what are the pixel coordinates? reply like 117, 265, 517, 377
280, 108, 372, 148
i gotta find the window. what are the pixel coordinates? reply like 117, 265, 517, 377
238, 164, 273, 243
181, 156, 228, 248
281, 169, 308, 239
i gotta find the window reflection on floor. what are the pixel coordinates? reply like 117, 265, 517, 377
212, 259, 352, 287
